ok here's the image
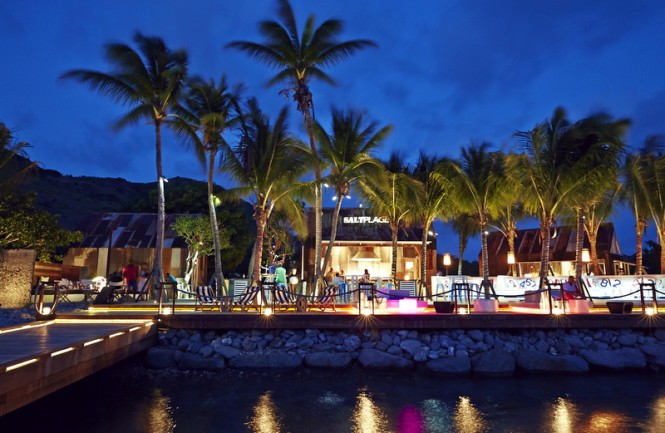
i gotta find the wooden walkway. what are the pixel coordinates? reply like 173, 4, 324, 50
0, 318, 157, 416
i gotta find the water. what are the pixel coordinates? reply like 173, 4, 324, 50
2, 358, 664, 433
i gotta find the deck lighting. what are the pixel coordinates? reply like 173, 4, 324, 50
552, 306, 563, 315
458, 307, 468, 315
646, 307, 655, 316
361, 308, 372, 316
162, 307, 172, 315
264, 307, 273, 316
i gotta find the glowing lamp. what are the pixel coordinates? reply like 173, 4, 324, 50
41, 306, 51, 315
162, 307, 172, 315
582, 249, 591, 263
443, 254, 452, 267
263, 307, 273, 316
507, 252, 515, 265
458, 307, 468, 315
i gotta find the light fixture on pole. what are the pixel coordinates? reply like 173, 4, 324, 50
582, 248, 591, 274
507, 251, 515, 276
443, 253, 452, 276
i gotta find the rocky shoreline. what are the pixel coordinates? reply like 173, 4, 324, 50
146, 327, 665, 375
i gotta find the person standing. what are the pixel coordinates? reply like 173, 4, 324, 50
562, 276, 583, 299
122, 260, 139, 294
275, 261, 287, 287
325, 267, 335, 283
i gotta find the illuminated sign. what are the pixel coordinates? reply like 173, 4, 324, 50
342, 216, 389, 224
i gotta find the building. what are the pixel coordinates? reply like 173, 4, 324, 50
302, 208, 437, 283
483, 222, 633, 277
62, 213, 206, 284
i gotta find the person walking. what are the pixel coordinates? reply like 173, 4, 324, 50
122, 260, 139, 294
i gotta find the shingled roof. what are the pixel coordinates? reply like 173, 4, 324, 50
74, 213, 194, 249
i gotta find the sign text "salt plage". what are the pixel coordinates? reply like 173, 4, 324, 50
342, 216, 389, 224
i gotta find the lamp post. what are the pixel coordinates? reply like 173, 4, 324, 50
443, 253, 451, 276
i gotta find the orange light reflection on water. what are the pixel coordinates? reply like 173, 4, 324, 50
352, 389, 389, 433
147, 389, 175, 433
247, 391, 283, 433
453, 396, 486, 433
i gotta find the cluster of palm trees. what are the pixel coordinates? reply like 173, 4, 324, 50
60, 0, 663, 297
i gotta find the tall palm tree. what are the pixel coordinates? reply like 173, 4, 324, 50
513, 107, 629, 287
448, 143, 505, 297
220, 98, 309, 285
622, 137, 663, 275
583, 184, 621, 275
227, 0, 376, 289
410, 152, 454, 298
61, 32, 188, 284
316, 108, 391, 277
357, 152, 416, 284
173, 75, 242, 294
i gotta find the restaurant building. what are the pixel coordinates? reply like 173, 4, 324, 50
483, 222, 634, 277
302, 208, 437, 284
61, 212, 205, 284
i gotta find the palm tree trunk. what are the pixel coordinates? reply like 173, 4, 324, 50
420, 225, 430, 299
574, 207, 585, 280
480, 217, 490, 298
636, 219, 646, 275
321, 195, 343, 279
588, 232, 599, 275
208, 151, 227, 295
507, 227, 516, 277
154, 121, 165, 285
659, 227, 665, 274
458, 238, 467, 275
391, 223, 398, 284
539, 216, 552, 288
252, 207, 267, 286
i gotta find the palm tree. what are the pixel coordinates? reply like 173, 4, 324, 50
174, 75, 242, 294
316, 108, 391, 278
450, 212, 479, 275
622, 137, 664, 275
447, 143, 505, 297
513, 107, 629, 287
357, 152, 417, 284
220, 98, 309, 285
583, 184, 621, 275
410, 152, 454, 299
227, 0, 376, 289
61, 32, 188, 284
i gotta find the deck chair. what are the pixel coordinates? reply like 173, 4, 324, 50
232, 284, 261, 312
194, 286, 219, 311
272, 284, 297, 311
309, 286, 338, 312
109, 281, 126, 302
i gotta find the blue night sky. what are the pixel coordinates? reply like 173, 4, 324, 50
2, 0, 665, 258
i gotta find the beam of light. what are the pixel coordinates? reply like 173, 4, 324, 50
6, 358, 39, 371
51, 347, 75, 357
247, 391, 283, 433
453, 396, 486, 433
352, 389, 388, 433
83, 338, 104, 346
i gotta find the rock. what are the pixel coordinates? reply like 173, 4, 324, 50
617, 333, 638, 347
471, 348, 516, 376
343, 335, 361, 352
229, 353, 303, 369
425, 356, 471, 375
213, 345, 241, 359
640, 343, 665, 369
517, 350, 588, 373
654, 329, 665, 341
180, 352, 225, 371
414, 347, 429, 363
144, 347, 177, 369
357, 348, 413, 369
198, 345, 214, 358
579, 348, 646, 370
400, 339, 421, 357
304, 352, 355, 368
467, 330, 484, 342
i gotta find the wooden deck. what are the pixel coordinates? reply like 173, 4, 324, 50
0, 319, 157, 416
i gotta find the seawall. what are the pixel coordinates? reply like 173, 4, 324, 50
145, 327, 665, 375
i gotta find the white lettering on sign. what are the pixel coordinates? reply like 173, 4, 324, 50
342, 216, 389, 224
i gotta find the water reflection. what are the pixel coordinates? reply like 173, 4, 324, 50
584, 411, 631, 433
147, 389, 175, 433
397, 405, 424, 433
641, 395, 665, 433
453, 396, 486, 433
420, 399, 454, 433
352, 388, 389, 433
551, 397, 577, 433
247, 391, 283, 433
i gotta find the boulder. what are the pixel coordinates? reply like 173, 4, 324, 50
579, 348, 646, 370
179, 352, 225, 371
229, 353, 303, 369
517, 350, 588, 374
357, 348, 413, 369
304, 352, 355, 368
424, 356, 471, 375
144, 347, 177, 369
471, 348, 515, 376
641, 343, 665, 369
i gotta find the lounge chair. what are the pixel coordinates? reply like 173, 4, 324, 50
194, 285, 219, 311
309, 286, 338, 312
232, 284, 261, 312
271, 284, 297, 311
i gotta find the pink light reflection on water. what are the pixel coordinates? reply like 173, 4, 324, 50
397, 405, 424, 433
